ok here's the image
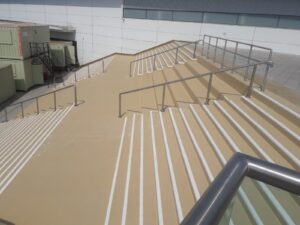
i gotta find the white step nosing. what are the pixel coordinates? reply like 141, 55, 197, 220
189, 104, 265, 225
0, 110, 62, 176
254, 89, 300, 121
139, 114, 144, 225
158, 111, 184, 223
0, 112, 47, 160
179, 108, 214, 182
0, 106, 73, 194
103, 117, 128, 225
214, 101, 274, 163
203, 104, 297, 225
241, 96, 300, 144
121, 114, 136, 225
150, 111, 164, 225
153, 48, 164, 71
225, 97, 300, 167
168, 108, 200, 200
0, 118, 21, 135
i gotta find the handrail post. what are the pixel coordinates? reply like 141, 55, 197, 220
231, 42, 238, 72
261, 51, 272, 91
102, 59, 105, 73
153, 55, 156, 71
246, 65, 257, 98
245, 45, 253, 80
161, 84, 166, 112
4, 107, 8, 122
220, 40, 227, 69
201, 35, 206, 56
205, 73, 213, 105
53, 91, 57, 111
36, 98, 39, 115
207, 36, 211, 59
74, 84, 78, 106
193, 41, 197, 58
129, 62, 132, 77
119, 94, 122, 118
21, 102, 24, 118
213, 38, 219, 63
74, 71, 77, 83
175, 48, 179, 64
88, 64, 90, 78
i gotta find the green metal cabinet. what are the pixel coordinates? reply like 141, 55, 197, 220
0, 65, 16, 104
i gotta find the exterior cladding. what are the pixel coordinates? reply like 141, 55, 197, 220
123, 0, 300, 16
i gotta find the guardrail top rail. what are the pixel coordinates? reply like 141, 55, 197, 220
119, 60, 272, 117
181, 152, 300, 225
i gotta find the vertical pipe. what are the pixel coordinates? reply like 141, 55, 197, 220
153, 55, 156, 70
119, 94, 122, 118
213, 38, 219, 63
193, 41, 197, 58
36, 98, 39, 115
161, 85, 166, 112
246, 65, 257, 98
129, 62, 132, 77
220, 40, 228, 69
4, 107, 8, 122
175, 48, 179, 64
74, 71, 77, 83
262, 51, 272, 91
102, 59, 105, 73
54, 91, 57, 111
245, 45, 253, 80
201, 36, 206, 56
205, 73, 213, 105
207, 36, 211, 59
231, 42, 238, 72
21, 102, 24, 118
74, 85, 78, 106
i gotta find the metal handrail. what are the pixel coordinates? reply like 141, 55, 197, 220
129, 40, 202, 76
1, 84, 78, 122
119, 60, 272, 117
181, 152, 300, 225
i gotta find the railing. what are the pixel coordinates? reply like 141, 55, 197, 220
202, 35, 273, 91
181, 152, 300, 225
129, 40, 202, 76
119, 60, 272, 117
1, 84, 78, 122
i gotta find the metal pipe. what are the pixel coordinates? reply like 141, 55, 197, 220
213, 38, 219, 63
54, 92, 57, 111
201, 36, 206, 56
207, 36, 211, 59
36, 98, 39, 115
220, 40, 228, 69
74, 71, 77, 83
74, 85, 78, 106
119, 94, 122, 118
21, 102, 24, 118
193, 41, 197, 58
246, 65, 257, 98
161, 84, 166, 112
231, 42, 238, 72
175, 48, 179, 64
261, 50, 273, 91
245, 45, 253, 80
88, 65, 90, 78
205, 73, 213, 105
153, 55, 156, 70
4, 107, 8, 122
102, 59, 105, 73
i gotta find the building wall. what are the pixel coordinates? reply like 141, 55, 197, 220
1, 1, 300, 64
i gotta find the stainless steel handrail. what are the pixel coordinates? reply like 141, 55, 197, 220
129, 40, 202, 76
1, 84, 78, 122
119, 60, 272, 117
181, 152, 300, 225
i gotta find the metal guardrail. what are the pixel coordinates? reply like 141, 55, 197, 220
1, 84, 78, 122
129, 40, 202, 76
181, 152, 300, 225
202, 35, 273, 91
119, 60, 272, 117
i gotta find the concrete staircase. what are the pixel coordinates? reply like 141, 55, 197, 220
0, 106, 73, 194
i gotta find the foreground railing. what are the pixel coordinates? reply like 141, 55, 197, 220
181, 152, 300, 225
129, 40, 202, 77
119, 60, 272, 117
1, 84, 78, 122
202, 35, 273, 91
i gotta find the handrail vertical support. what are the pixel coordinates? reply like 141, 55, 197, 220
261, 51, 272, 91
201, 36, 206, 56
74, 71, 77, 83
205, 73, 213, 105
129, 62, 132, 77
54, 92, 57, 111
193, 41, 197, 58
246, 65, 257, 98
36, 98, 39, 115
161, 84, 166, 112
21, 102, 24, 118
153, 55, 156, 71
74, 84, 78, 106
102, 59, 105, 73
175, 48, 179, 64
220, 40, 227, 69
245, 45, 253, 80
213, 38, 219, 63
207, 36, 211, 59
231, 42, 238, 72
